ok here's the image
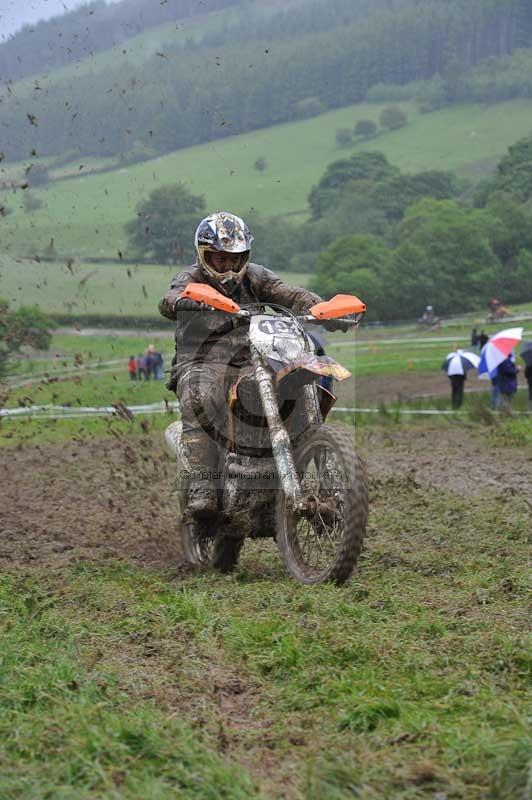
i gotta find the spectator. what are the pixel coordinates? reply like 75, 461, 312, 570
449, 373, 466, 409
306, 327, 332, 392
128, 355, 137, 381
471, 327, 479, 351
478, 330, 489, 350
490, 373, 500, 410
146, 344, 163, 380
145, 346, 155, 380
524, 362, 532, 409
154, 350, 164, 380
497, 354, 519, 411
137, 352, 148, 381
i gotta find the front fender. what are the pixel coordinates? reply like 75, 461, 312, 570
275, 354, 351, 383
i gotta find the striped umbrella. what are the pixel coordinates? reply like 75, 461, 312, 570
442, 350, 480, 376
478, 327, 523, 379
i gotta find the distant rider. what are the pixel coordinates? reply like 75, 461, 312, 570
159, 211, 343, 518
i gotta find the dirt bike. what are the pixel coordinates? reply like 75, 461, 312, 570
165, 283, 369, 585
416, 314, 441, 331
487, 305, 511, 323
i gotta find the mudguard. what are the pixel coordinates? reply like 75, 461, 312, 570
275, 354, 351, 383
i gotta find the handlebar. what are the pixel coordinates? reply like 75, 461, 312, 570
232, 309, 361, 327
198, 306, 361, 330
297, 314, 363, 328
180, 284, 365, 328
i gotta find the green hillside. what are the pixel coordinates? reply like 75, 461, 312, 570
0, 255, 309, 318
2, 0, 306, 87
3, 0, 531, 165
8, 3, 263, 91
3, 98, 532, 261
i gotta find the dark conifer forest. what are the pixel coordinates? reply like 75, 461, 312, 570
1, 0, 532, 162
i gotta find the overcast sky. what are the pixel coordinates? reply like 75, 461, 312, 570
0, 0, 120, 39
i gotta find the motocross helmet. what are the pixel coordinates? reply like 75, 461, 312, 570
194, 211, 253, 293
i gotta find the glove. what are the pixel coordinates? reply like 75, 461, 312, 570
174, 298, 234, 334
323, 318, 349, 333
201, 309, 235, 333
173, 298, 201, 315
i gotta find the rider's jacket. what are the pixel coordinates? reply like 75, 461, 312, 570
159, 262, 321, 363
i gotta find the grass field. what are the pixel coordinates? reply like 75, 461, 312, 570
0, 428, 530, 798
2, 301, 531, 798
0, 155, 121, 184
3, 98, 532, 259
0, 256, 310, 317
2, 15, 532, 794
1, 539, 530, 799
3, 309, 531, 384
3, 314, 532, 429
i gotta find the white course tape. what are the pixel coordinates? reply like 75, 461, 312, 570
0, 401, 179, 419
2, 402, 531, 420
332, 407, 457, 415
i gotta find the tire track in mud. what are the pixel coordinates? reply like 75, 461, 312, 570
1, 426, 530, 798
336, 372, 455, 406
0, 436, 183, 569
1, 425, 531, 569
361, 426, 532, 499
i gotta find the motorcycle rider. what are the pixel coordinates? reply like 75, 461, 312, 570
159, 211, 343, 519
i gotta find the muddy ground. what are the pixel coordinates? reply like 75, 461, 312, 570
339, 372, 483, 405
0, 435, 182, 569
1, 421, 531, 798
1, 423, 531, 571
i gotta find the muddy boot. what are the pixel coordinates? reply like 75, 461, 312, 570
187, 478, 218, 518
182, 430, 218, 519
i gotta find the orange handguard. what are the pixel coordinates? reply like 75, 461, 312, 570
309, 294, 366, 320
180, 282, 241, 314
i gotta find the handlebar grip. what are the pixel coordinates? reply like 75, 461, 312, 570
330, 317, 359, 327
298, 315, 360, 327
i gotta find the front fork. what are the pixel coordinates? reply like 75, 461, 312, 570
250, 346, 304, 509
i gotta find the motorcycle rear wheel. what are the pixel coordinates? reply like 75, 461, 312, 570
180, 482, 243, 573
181, 519, 243, 574
276, 424, 368, 585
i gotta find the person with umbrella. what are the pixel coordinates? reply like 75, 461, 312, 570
521, 342, 532, 408
498, 352, 519, 410
490, 371, 500, 410
478, 328, 524, 410
306, 325, 333, 392
442, 349, 480, 409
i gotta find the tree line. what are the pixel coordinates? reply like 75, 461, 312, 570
2, 0, 532, 163
125, 134, 532, 322
0, 299, 53, 378
0, 0, 434, 84
0, 0, 240, 83
307, 137, 532, 321
365, 47, 532, 110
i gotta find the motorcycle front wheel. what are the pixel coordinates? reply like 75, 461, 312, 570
276, 424, 368, 585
